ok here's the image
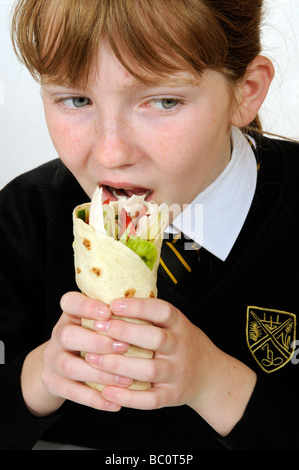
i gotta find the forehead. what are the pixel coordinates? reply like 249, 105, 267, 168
43, 40, 202, 92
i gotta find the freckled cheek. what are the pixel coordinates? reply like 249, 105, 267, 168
47, 120, 92, 164
148, 124, 199, 174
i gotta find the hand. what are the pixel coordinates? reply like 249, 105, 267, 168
83, 296, 215, 410
81, 296, 256, 436
21, 292, 133, 416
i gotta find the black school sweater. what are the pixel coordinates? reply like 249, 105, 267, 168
0, 135, 299, 450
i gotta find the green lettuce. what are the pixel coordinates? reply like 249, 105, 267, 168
125, 236, 157, 270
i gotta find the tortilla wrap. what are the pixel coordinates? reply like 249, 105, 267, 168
73, 188, 169, 391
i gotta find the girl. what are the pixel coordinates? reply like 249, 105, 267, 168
1, 0, 298, 449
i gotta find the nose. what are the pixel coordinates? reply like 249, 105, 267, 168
93, 117, 140, 169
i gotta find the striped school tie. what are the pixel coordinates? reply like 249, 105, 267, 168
159, 233, 201, 285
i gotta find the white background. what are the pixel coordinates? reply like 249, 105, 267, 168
1, 0, 299, 189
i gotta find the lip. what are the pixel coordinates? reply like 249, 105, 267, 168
101, 181, 139, 189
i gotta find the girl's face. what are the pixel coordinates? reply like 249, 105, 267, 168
42, 41, 234, 215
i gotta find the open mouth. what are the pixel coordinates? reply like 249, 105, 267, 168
104, 185, 152, 200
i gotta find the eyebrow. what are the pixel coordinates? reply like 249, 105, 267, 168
41, 81, 89, 95
41, 73, 200, 95
117, 75, 200, 94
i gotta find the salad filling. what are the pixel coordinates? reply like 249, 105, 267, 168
79, 187, 168, 271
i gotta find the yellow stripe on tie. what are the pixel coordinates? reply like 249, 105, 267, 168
166, 242, 192, 272
159, 258, 178, 284
171, 233, 182, 244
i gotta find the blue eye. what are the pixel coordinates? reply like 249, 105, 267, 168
160, 99, 179, 109
153, 98, 179, 110
62, 97, 91, 108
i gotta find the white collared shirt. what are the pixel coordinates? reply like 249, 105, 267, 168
167, 127, 257, 261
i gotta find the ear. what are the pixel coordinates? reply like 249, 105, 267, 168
231, 56, 275, 128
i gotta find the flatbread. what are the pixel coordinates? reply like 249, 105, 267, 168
72, 192, 168, 390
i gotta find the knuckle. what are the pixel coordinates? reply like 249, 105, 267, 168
41, 363, 58, 395
58, 355, 75, 378
41, 368, 51, 391
55, 323, 69, 347
154, 328, 168, 351
163, 302, 174, 323
146, 360, 159, 383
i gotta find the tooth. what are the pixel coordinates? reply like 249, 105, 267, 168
109, 186, 151, 199
112, 188, 126, 199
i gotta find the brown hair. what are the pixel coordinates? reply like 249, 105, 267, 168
11, 0, 264, 131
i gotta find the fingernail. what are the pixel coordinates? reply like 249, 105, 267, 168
85, 353, 102, 365
111, 299, 127, 313
95, 305, 110, 319
115, 375, 133, 386
93, 320, 111, 332
112, 341, 129, 353
105, 401, 121, 411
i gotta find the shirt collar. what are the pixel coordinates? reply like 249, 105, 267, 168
168, 127, 257, 261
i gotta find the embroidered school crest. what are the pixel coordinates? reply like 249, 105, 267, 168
246, 306, 296, 373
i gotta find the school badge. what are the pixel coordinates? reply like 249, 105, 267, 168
246, 306, 296, 373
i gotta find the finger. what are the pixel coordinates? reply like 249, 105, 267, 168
55, 322, 130, 354
110, 297, 180, 328
86, 353, 170, 385
90, 317, 174, 354
46, 373, 122, 412
60, 291, 111, 320
53, 351, 133, 388
102, 385, 168, 411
